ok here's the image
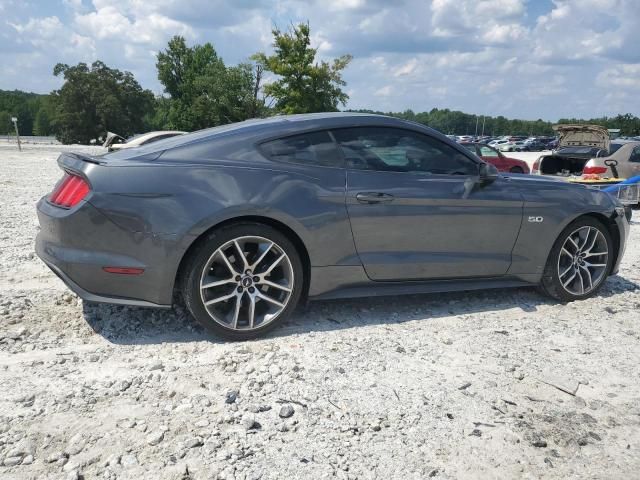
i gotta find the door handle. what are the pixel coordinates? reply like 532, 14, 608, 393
356, 192, 395, 204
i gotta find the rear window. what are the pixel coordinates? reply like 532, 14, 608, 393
608, 143, 624, 155
260, 131, 342, 167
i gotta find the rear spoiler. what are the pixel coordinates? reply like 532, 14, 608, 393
57, 152, 105, 177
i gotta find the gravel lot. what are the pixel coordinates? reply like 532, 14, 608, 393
1, 145, 639, 479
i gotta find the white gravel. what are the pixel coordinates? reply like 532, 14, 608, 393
1, 145, 639, 479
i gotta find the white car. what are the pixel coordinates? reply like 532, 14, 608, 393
103, 131, 186, 152
498, 141, 527, 152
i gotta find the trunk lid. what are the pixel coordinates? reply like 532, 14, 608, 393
102, 131, 125, 149
553, 124, 610, 151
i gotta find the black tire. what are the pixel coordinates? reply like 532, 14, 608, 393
509, 166, 524, 174
538, 217, 613, 302
181, 222, 304, 340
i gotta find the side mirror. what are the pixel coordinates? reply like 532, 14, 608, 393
478, 162, 499, 184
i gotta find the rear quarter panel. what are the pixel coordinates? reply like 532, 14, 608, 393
85, 160, 357, 270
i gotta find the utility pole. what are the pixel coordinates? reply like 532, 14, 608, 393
474, 116, 479, 137
481, 116, 486, 137
11, 117, 21, 152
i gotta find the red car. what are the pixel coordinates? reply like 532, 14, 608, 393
460, 142, 530, 174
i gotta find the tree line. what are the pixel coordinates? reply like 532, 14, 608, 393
1, 22, 639, 143
351, 109, 640, 137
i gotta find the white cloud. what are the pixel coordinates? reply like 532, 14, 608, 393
1, 0, 639, 120
375, 85, 392, 96
394, 58, 418, 77
74, 6, 193, 44
326, 0, 366, 11
597, 63, 640, 89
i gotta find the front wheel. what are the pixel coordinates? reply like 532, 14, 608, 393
510, 166, 524, 174
181, 223, 304, 340
539, 217, 613, 302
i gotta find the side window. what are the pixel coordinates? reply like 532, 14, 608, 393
630, 146, 640, 163
462, 144, 477, 154
260, 131, 342, 167
332, 127, 478, 175
479, 146, 500, 158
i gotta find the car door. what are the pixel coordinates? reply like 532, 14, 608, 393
478, 145, 505, 171
333, 127, 524, 281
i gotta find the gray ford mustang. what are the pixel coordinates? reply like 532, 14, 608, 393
36, 113, 630, 339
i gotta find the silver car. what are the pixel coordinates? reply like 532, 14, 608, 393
583, 141, 640, 179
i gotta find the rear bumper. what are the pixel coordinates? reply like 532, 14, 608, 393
35, 197, 178, 307
40, 258, 170, 308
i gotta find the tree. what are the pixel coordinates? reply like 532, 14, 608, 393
155, 36, 265, 131
0, 111, 11, 135
253, 23, 352, 114
0, 89, 43, 135
50, 61, 154, 144
33, 95, 56, 136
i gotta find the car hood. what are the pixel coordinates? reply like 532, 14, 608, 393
553, 124, 610, 151
504, 173, 566, 184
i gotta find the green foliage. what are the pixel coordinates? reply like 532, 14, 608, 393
253, 23, 352, 114
557, 113, 640, 137
0, 110, 11, 134
33, 95, 56, 136
351, 108, 640, 137
0, 90, 44, 135
50, 61, 154, 144
155, 36, 265, 131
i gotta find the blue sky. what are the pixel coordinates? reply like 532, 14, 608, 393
1, 0, 639, 121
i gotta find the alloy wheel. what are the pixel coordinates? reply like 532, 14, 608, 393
199, 236, 294, 331
557, 226, 609, 296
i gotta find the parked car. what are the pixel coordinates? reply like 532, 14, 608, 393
36, 113, 629, 340
498, 141, 528, 152
523, 140, 548, 152
582, 141, 640, 179
460, 142, 530, 173
533, 125, 609, 176
103, 131, 186, 152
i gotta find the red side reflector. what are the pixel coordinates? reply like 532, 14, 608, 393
102, 267, 145, 275
583, 166, 607, 175
49, 173, 90, 208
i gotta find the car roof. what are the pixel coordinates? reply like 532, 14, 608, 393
105, 112, 478, 162
127, 131, 185, 144
611, 139, 640, 145
114, 113, 442, 152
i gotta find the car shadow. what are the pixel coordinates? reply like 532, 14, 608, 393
81, 273, 638, 345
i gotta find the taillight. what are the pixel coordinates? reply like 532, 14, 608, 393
532, 157, 541, 174
583, 165, 607, 175
49, 173, 90, 208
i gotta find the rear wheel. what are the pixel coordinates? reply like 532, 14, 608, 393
539, 217, 613, 301
509, 166, 524, 174
181, 223, 304, 340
